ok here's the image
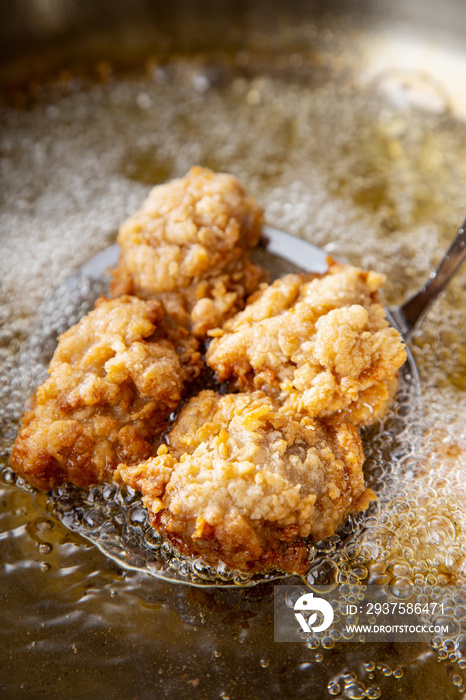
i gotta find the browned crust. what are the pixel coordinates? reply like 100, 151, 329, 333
10, 296, 192, 490
110, 166, 268, 336
115, 390, 375, 574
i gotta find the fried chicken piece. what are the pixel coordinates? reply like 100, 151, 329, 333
110, 166, 267, 337
206, 262, 407, 427
152, 315, 204, 382
10, 296, 194, 491
115, 390, 374, 574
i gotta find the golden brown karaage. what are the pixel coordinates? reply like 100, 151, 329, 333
111, 166, 267, 336
11, 166, 408, 576
206, 262, 407, 427
115, 390, 374, 573
10, 296, 195, 490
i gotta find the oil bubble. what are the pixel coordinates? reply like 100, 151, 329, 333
306, 638, 320, 650
346, 682, 367, 700
327, 682, 341, 696
322, 637, 335, 649
38, 543, 52, 554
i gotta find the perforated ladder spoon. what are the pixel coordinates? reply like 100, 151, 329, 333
261, 220, 466, 339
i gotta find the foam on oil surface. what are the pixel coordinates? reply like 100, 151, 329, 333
1, 49, 466, 691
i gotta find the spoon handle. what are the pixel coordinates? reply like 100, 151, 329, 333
392, 219, 466, 338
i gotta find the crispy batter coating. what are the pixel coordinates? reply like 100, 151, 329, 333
206, 263, 407, 426
110, 166, 267, 336
115, 390, 374, 574
151, 315, 204, 382
10, 166, 405, 573
10, 296, 191, 490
